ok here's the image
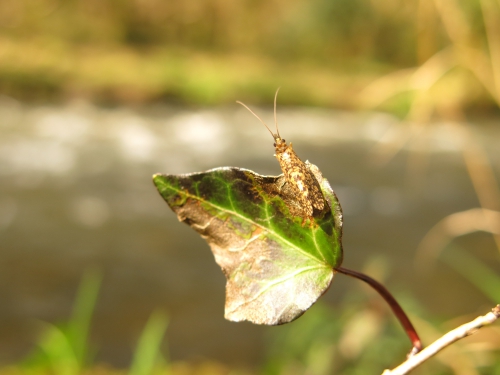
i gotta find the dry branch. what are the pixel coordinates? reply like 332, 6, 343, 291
382, 305, 500, 375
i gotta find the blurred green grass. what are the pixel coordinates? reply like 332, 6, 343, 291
0, 0, 499, 114
2, 261, 499, 375
0, 36, 380, 107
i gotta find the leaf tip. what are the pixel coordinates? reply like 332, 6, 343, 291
152, 173, 166, 185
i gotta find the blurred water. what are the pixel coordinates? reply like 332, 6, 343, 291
0, 96, 499, 367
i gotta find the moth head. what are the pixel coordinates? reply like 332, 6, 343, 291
273, 137, 287, 148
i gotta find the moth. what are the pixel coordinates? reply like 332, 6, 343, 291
237, 89, 326, 222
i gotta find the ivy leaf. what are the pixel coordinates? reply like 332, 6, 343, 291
153, 163, 343, 325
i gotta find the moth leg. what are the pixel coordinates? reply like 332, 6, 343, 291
300, 216, 316, 228
300, 217, 307, 227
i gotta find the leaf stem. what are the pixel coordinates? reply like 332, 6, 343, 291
335, 266, 422, 355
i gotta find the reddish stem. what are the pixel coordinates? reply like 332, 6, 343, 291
335, 266, 422, 355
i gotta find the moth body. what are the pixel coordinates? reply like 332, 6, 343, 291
273, 138, 325, 217
237, 89, 326, 221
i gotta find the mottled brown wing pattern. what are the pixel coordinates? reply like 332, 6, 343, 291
275, 142, 325, 219
303, 168, 325, 212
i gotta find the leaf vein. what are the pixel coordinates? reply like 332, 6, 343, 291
170, 185, 321, 263
228, 264, 330, 312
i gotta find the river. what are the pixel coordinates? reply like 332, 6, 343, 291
0, 97, 499, 367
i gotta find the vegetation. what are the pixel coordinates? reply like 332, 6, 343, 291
4, 270, 170, 375
1, 262, 499, 375
0, 0, 499, 115
1, 0, 500, 373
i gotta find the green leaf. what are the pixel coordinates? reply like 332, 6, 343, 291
153, 164, 343, 325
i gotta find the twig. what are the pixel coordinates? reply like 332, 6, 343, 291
382, 305, 500, 375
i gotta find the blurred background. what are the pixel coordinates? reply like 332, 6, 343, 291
1, 0, 500, 374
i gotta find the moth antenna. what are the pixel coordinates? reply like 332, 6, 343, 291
274, 87, 281, 138
236, 100, 277, 140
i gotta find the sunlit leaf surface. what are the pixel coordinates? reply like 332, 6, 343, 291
153, 164, 343, 325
